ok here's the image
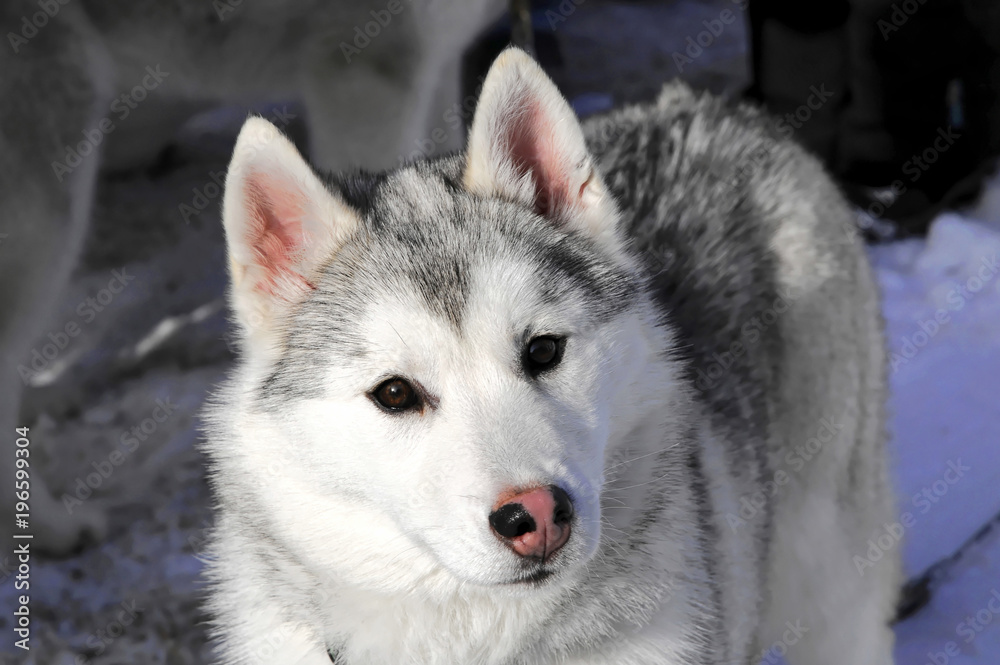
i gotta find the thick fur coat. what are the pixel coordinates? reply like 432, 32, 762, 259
203, 48, 900, 664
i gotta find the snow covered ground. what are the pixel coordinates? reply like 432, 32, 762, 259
875, 173, 1000, 665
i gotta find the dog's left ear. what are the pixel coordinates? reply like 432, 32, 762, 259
464, 48, 620, 248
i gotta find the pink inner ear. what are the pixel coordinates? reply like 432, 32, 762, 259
244, 172, 316, 296
505, 100, 570, 219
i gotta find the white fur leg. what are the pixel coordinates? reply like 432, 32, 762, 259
298, 0, 503, 172
760, 491, 898, 665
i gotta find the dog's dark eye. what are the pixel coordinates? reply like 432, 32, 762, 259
371, 378, 420, 412
524, 336, 564, 376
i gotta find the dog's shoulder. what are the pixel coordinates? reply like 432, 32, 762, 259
583, 83, 863, 444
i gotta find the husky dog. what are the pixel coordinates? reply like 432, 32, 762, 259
0, 0, 502, 554
203, 48, 899, 664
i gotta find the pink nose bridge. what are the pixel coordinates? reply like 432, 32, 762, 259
489, 486, 573, 562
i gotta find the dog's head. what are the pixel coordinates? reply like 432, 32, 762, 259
218, 49, 678, 592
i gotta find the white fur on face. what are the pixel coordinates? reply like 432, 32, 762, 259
218, 49, 683, 597
246, 253, 668, 591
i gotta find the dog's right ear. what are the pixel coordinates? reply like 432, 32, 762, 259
222, 117, 359, 354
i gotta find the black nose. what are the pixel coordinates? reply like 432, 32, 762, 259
550, 486, 573, 524
488, 485, 574, 539
489, 502, 536, 538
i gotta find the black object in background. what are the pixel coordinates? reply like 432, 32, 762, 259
747, 0, 1000, 236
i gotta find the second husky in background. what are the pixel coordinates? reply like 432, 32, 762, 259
0, 0, 503, 554
204, 48, 899, 664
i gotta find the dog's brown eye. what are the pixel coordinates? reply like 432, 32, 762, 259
372, 378, 419, 412
524, 336, 563, 376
